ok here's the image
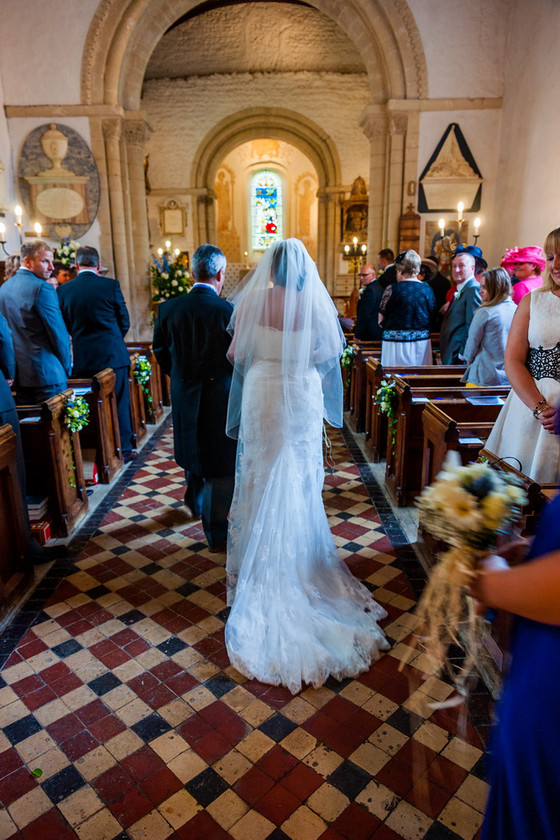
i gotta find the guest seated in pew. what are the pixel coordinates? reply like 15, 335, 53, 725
486, 226, 560, 483
58, 246, 136, 462
0, 240, 71, 404
461, 267, 516, 386
378, 249, 436, 366
0, 312, 64, 563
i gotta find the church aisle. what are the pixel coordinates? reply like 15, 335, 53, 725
0, 420, 490, 840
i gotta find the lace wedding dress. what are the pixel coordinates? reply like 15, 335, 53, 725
225, 324, 389, 694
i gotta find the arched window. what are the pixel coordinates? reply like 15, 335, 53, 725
250, 169, 283, 250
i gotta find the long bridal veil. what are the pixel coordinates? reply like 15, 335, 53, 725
225, 239, 389, 694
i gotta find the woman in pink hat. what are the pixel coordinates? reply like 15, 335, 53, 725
509, 245, 546, 304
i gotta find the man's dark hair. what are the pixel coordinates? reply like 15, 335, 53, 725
76, 245, 100, 268
378, 248, 395, 262
191, 244, 226, 281
21, 240, 52, 260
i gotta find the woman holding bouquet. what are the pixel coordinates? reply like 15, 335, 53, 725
471, 485, 560, 840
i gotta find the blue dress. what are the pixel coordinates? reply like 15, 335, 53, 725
481, 494, 560, 839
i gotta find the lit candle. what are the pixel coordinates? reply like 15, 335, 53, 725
457, 202, 464, 222
0, 222, 5, 239
174, 248, 180, 256
243, 251, 249, 268
438, 218, 445, 237
157, 248, 163, 256
34, 222, 42, 236
361, 244, 367, 254
474, 217, 481, 233
165, 240, 171, 250
14, 205, 22, 223
344, 244, 350, 255
352, 236, 358, 246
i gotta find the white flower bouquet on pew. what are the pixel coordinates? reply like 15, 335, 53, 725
410, 452, 526, 698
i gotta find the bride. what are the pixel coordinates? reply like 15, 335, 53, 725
224, 238, 389, 694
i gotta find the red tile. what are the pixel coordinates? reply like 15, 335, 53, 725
371, 824, 407, 840
318, 830, 346, 840
108, 786, 154, 827
256, 745, 298, 781
280, 764, 323, 800
218, 716, 252, 746
122, 746, 166, 782
395, 739, 438, 770
166, 671, 199, 696
128, 672, 160, 696
150, 660, 183, 682
60, 730, 99, 761
423, 754, 468, 794
178, 715, 213, 743
199, 701, 238, 730
376, 756, 416, 797
142, 684, 176, 710
139, 766, 183, 805
46, 713, 84, 742
254, 781, 300, 823
405, 778, 452, 819
21, 807, 76, 840
333, 803, 382, 840
17, 636, 48, 660
125, 639, 151, 656
233, 766, 275, 806
260, 684, 294, 709
0, 766, 38, 806
22, 685, 57, 711
64, 618, 94, 636
40, 662, 70, 685
94, 765, 135, 803
357, 667, 391, 692
0, 748, 24, 779
176, 811, 231, 840
89, 714, 127, 741
379, 678, 413, 705
192, 637, 223, 657
191, 730, 232, 764
76, 699, 110, 726
50, 672, 84, 697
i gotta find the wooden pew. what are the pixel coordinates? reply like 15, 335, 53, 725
68, 369, 123, 484
0, 424, 32, 614
364, 359, 466, 461
18, 392, 89, 537
420, 398, 508, 493
347, 341, 381, 432
128, 354, 148, 449
126, 342, 164, 424
385, 382, 509, 507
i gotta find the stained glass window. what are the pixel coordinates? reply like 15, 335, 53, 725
251, 170, 283, 250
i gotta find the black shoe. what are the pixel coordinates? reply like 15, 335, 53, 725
29, 543, 68, 565
208, 542, 227, 554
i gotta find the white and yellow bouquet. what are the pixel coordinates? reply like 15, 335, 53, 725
412, 453, 527, 694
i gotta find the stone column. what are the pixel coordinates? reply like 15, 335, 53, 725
360, 108, 388, 254
102, 117, 131, 304
386, 111, 409, 251
124, 117, 151, 339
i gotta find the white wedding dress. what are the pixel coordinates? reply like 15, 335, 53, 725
225, 325, 389, 694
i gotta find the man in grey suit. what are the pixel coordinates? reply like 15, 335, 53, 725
0, 240, 71, 403
439, 250, 481, 365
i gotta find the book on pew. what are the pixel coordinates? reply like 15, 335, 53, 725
465, 395, 505, 405
30, 520, 51, 545
27, 495, 49, 521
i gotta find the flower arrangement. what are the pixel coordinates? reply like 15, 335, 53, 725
410, 452, 527, 695
63, 393, 90, 434
340, 345, 356, 389
55, 239, 79, 267
374, 378, 398, 447
151, 250, 192, 302
133, 355, 152, 404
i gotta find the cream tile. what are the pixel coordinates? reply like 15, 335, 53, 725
362, 691, 399, 721
240, 698, 274, 727
75, 808, 126, 840
207, 789, 249, 830
236, 730, 274, 762
455, 775, 490, 813
115, 697, 152, 726
75, 628, 106, 647
158, 698, 194, 727
356, 779, 400, 820
339, 681, 375, 707
0, 807, 17, 840
229, 809, 275, 840
413, 720, 451, 753
350, 741, 391, 775
58, 786, 104, 827
96, 619, 126, 638
384, 621, 415, 642
299, 686, 335, 708
127, 809, 173, 840
369, 723, 409, 755
197, 616, 224, 634
15, 730, 54, 763
307, 783, 349, 821
303, 745, 344, 778
170, 647, 203, 669
438, 796, 484, 840
0, 732, 10, 753
281, 696, 318, 724
111, 659, 145, 683
167, 748, 208, 784
441, 737, 483, 771
280, 728, 317, 760
30, 745, 68, 780
2, 700, 30, 725
177, 626, 206, 645
157, 789, 200, 829
31, 618, 62, 639
281, 805, 327, 840
221, 685, 254, 713
417, 675, 455, 703
105, 729, 144, 761
402, 688, 437, 718
76, 745, 117, 782
183, 685, 217, 711
136, 648, 167, 670
212, 748, 252, 785
25, 651, 57, 672
62, 685, 97, 711
103, 684, 138, 711
385, 799, 433, 840
34, 698, 68, 726
8, 786, 51, 829
188, 661, 220, 682
0, 686, 18, 707
150, 731, 189, 763
41, 629, 72, 648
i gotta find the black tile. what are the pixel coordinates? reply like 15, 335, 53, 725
324, 675, 353, 694
130, 514, 148, 522
0, 674, 6, 689
341, 541, 364, 553
112, 545, 132, 555
42, 765, 86, 804
120, 610, 147, 626
131, 713, 172, 742
259, 713, 297, 742
423, 822, 463, 840
111, 833, 131, 840
4, 714, 42, 745
84, 585, 111, 600
185, 767, 229, 807
51, 639, 83, 659
176, 582, 200, 597
157, 637, 187, 656
386, 707, 424, 736
328, 759, 370, 798
469, 754, 489, 781
187, 542, 208, 552
266, 831, 291, 840
88, 673, 122, 696
140, 563, 162, 576
204, 674, 238, 698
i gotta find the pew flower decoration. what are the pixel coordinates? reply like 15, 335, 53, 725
151, 250, 192, 302
55, 239, 79, 267
63, 393, 90, 434
134, 356, 152, 404
374, 378, 398, 447
340, 345, 356, 389
410, 452, 527, 698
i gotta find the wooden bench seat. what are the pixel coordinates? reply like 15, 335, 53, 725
0, 424, 32, 615
347, 341, 381, 431
68, 368, 123, 484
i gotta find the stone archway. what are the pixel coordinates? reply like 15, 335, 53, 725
191, 108, 342, 285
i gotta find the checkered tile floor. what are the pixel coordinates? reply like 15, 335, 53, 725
0, 420, 491, 840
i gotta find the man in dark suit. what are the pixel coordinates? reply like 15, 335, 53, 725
153, 244, 236, 551
57, 245, 134, 460
0, 240, 71, 404
354, 264, 384, 341
439, 250, 481, 364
